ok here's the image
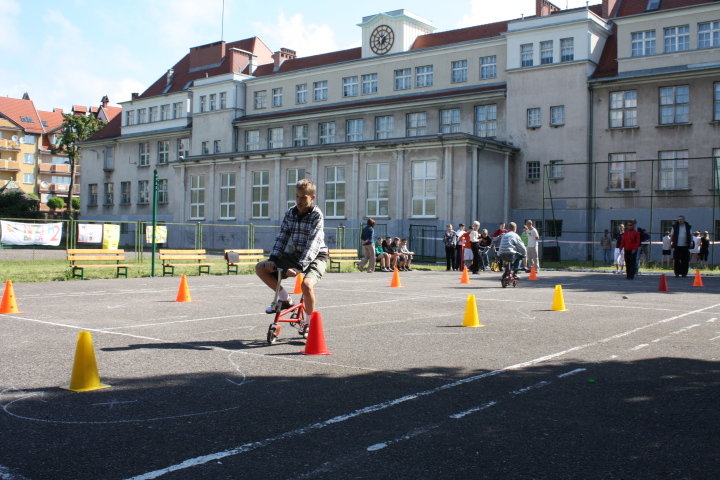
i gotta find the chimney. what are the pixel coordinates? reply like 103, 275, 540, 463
189, 41, 226, 70
53, 108, 63, 114
272, 48, 297, 72
131, 92, 139, 100
248, 53, 257, 75
166, 69, 174, 86
602, 0, 619, 18
536, 0, 561, 16
101, 95, 109, 108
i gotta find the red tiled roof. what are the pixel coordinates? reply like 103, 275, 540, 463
37, 109, 65, 133
98, 105, 122, 122
86, 114, 121, 141
253, 48, 362, 76
615, 0, 718, 17
0, 96, 46, 134
593, 24, 618, 78
411, 21, 509, 50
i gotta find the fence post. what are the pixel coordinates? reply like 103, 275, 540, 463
338, 225, 345, 249
195, 222, 202, 249
249, 223, 254, 249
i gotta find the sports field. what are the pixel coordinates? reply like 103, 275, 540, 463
1, 269, 718, 479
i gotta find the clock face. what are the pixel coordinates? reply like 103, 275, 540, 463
370, 25, 394, 55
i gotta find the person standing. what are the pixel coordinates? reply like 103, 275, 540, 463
478, 229, 492, 271
690, 231, 702, 267
661, 231, 672, 268
600, 229, 613, 266
443, 224, 458, 271
670, 215, 692, 277
469, 221, 481, 274
613, 224, 625, 274
698, 231, 710, 269
455, 223, 466, 271
621, 221, 641, 279
357, 218, 376, 272
525, 220, 540, 271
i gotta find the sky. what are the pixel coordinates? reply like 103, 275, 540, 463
0, 0, 595, 112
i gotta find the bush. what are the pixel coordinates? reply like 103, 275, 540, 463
46, 196, 66, 210
0, 191, 40, 218
71, 197, 80, 210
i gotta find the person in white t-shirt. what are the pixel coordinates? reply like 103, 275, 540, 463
525, 220, 540, 271
661, 231, 672, 268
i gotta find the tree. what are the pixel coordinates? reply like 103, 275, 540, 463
51, 113, 105, 214
0, 191, 40, 219
46, 196, 66, 210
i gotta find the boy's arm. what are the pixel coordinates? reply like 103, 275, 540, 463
296, 210, 325, 271
269, 211, 292, 262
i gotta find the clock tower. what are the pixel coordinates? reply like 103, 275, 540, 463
359, 10, 436, 58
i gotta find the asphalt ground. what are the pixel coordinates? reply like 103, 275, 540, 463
0, 269, 718, 480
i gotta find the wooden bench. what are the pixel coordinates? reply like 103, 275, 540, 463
328, 248, 361, 273
67, 249, 131, 280
158, 249, 211, 276
224, 249, 266, 274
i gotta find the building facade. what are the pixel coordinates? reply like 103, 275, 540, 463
80, 0, 720, 259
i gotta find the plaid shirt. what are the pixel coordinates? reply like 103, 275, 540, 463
270, 205, 328, 271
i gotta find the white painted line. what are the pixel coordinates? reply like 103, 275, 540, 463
631, 344, 649, 351
510, 380, 551, 396
557, 368, 587, 378
366, 424, 440, 452
449, 401, 498, 419
709, 335, 720, 341
707, 318, 717, 323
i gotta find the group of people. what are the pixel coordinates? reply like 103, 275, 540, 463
443, 220, 540, 275
600, 216, 711, 280
358, 218, 415, 273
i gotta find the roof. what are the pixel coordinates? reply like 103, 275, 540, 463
86, 114, 121, 142
98, 105, 122, 123
614, 0, 719, 17
37, 109, 65, 133
411, 21, 509, 49
253, 48, 362, 76
0, 96, 46, 134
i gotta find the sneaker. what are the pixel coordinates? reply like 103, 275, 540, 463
356, 263, 364, 272
265, 297, 293, 314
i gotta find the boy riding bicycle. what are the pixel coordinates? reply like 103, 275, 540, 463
498, 222, 528, 277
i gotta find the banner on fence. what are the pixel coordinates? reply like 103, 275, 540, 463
77, 223, 103, 243
145, 225, 167, 244
102, 224, 120, 249
0, 220, 63, 246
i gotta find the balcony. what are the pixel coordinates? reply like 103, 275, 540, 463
39, 183, 80, 195
38, 163, 71, 174
0, 139, 21, 151
0, 159, 20, 171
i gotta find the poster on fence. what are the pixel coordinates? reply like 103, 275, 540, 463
77, 223, 103, 243
102, 224, 120, 249
0, 220, 63, 246
145, 225, 167, 244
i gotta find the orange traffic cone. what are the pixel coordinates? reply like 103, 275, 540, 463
175, 274, 192, 302
292, 273, 304, 294
460, 266, 470, 284
529, 266, 537, 280
0, 280, 20, 314
692, 269, 704, 287
390, 267, 402, 288
303, 311, 331, 355
62, 331, 110, 392
658, 274, 669, 292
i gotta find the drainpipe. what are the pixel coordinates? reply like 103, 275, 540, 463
587, 86, 595, 261
503, 151, 510, 222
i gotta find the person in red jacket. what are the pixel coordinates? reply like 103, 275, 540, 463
620, 220, 641, 279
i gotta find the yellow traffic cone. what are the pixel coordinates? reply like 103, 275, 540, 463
551, 285, 567, 311
463, 294, 485, 327
0, 280, 20, 314
62, 331, 110, 392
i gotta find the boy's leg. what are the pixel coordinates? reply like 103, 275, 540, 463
302, 257, 327, 316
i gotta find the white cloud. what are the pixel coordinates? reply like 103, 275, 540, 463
253, 11, 338, 57
147, 0, 223, 54
0, 0, 22, 53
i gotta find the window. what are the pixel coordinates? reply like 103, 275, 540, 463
246, 130, 260, 151
286, 168, 305, 210
219, 92, 227, 109
346, 119, 364, 142
375, 116, 394, 139
313, 81, 328, 101
550, 106, 565, 126
318, 122, 336, 144
51, 176, 70, 185
293, 125, 308, 147
199, 96, 207, 112
440, 109, 461, 133
268, 127, 284, 149
698, 20, 720, 48
120, 181, 131, 205
160, 104, 170, 120
549, 160, 564, 180
213, 140, 221, 154
451, 60, 468, 83
201, 141, 209, 155
325, 166, 345, 218
367, 163, 390, 217
149, 106, 158, 122
88, 184, 98, 206
23, 173, 34, 184
609, 153, 637, 190
610, 91, 638, 128
361, 74, 378, 94
664, 25, 690, 52
714, 82, 720, 121
475, 104, 497, 137
659, 85, 689, 124
138, 180, 150, 205
251, 171, 269, 218
103, 147, 114, 171
631, 30, 656, 56
646, 0, 660, 10
527, 108, 541, 128
157, 141, 169, 164
209, 94, 216, 111
126, 110, 135, 126
137, 108, 146, 124
394, 68, 412, 90
272, 88, 283, 107
540, 40, 553, 64
713, 148, 720, 190
190, 175, 206, 218
480, 55, 497, 79
521, 44, 533, 67
254, 90, 267, 109
406, 112, 427, 137
342, 76, 358, 97
158, 179, 168, 204
219, 173, 236, 219
177, 138, 190, 159
296, 84, 307, 104
103, 182, 114, 206
539, 219, 563, 237
658, 150, 689, 189
415, 65, 433, 87
23, 153, 34, 164
173, 102, 184, 118
526, 161, 541, 181
560, 38, 574, 62
412, 160, 437, 217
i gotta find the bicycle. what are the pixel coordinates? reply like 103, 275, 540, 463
266, 268, 309, 344
499, 253, 525, 288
